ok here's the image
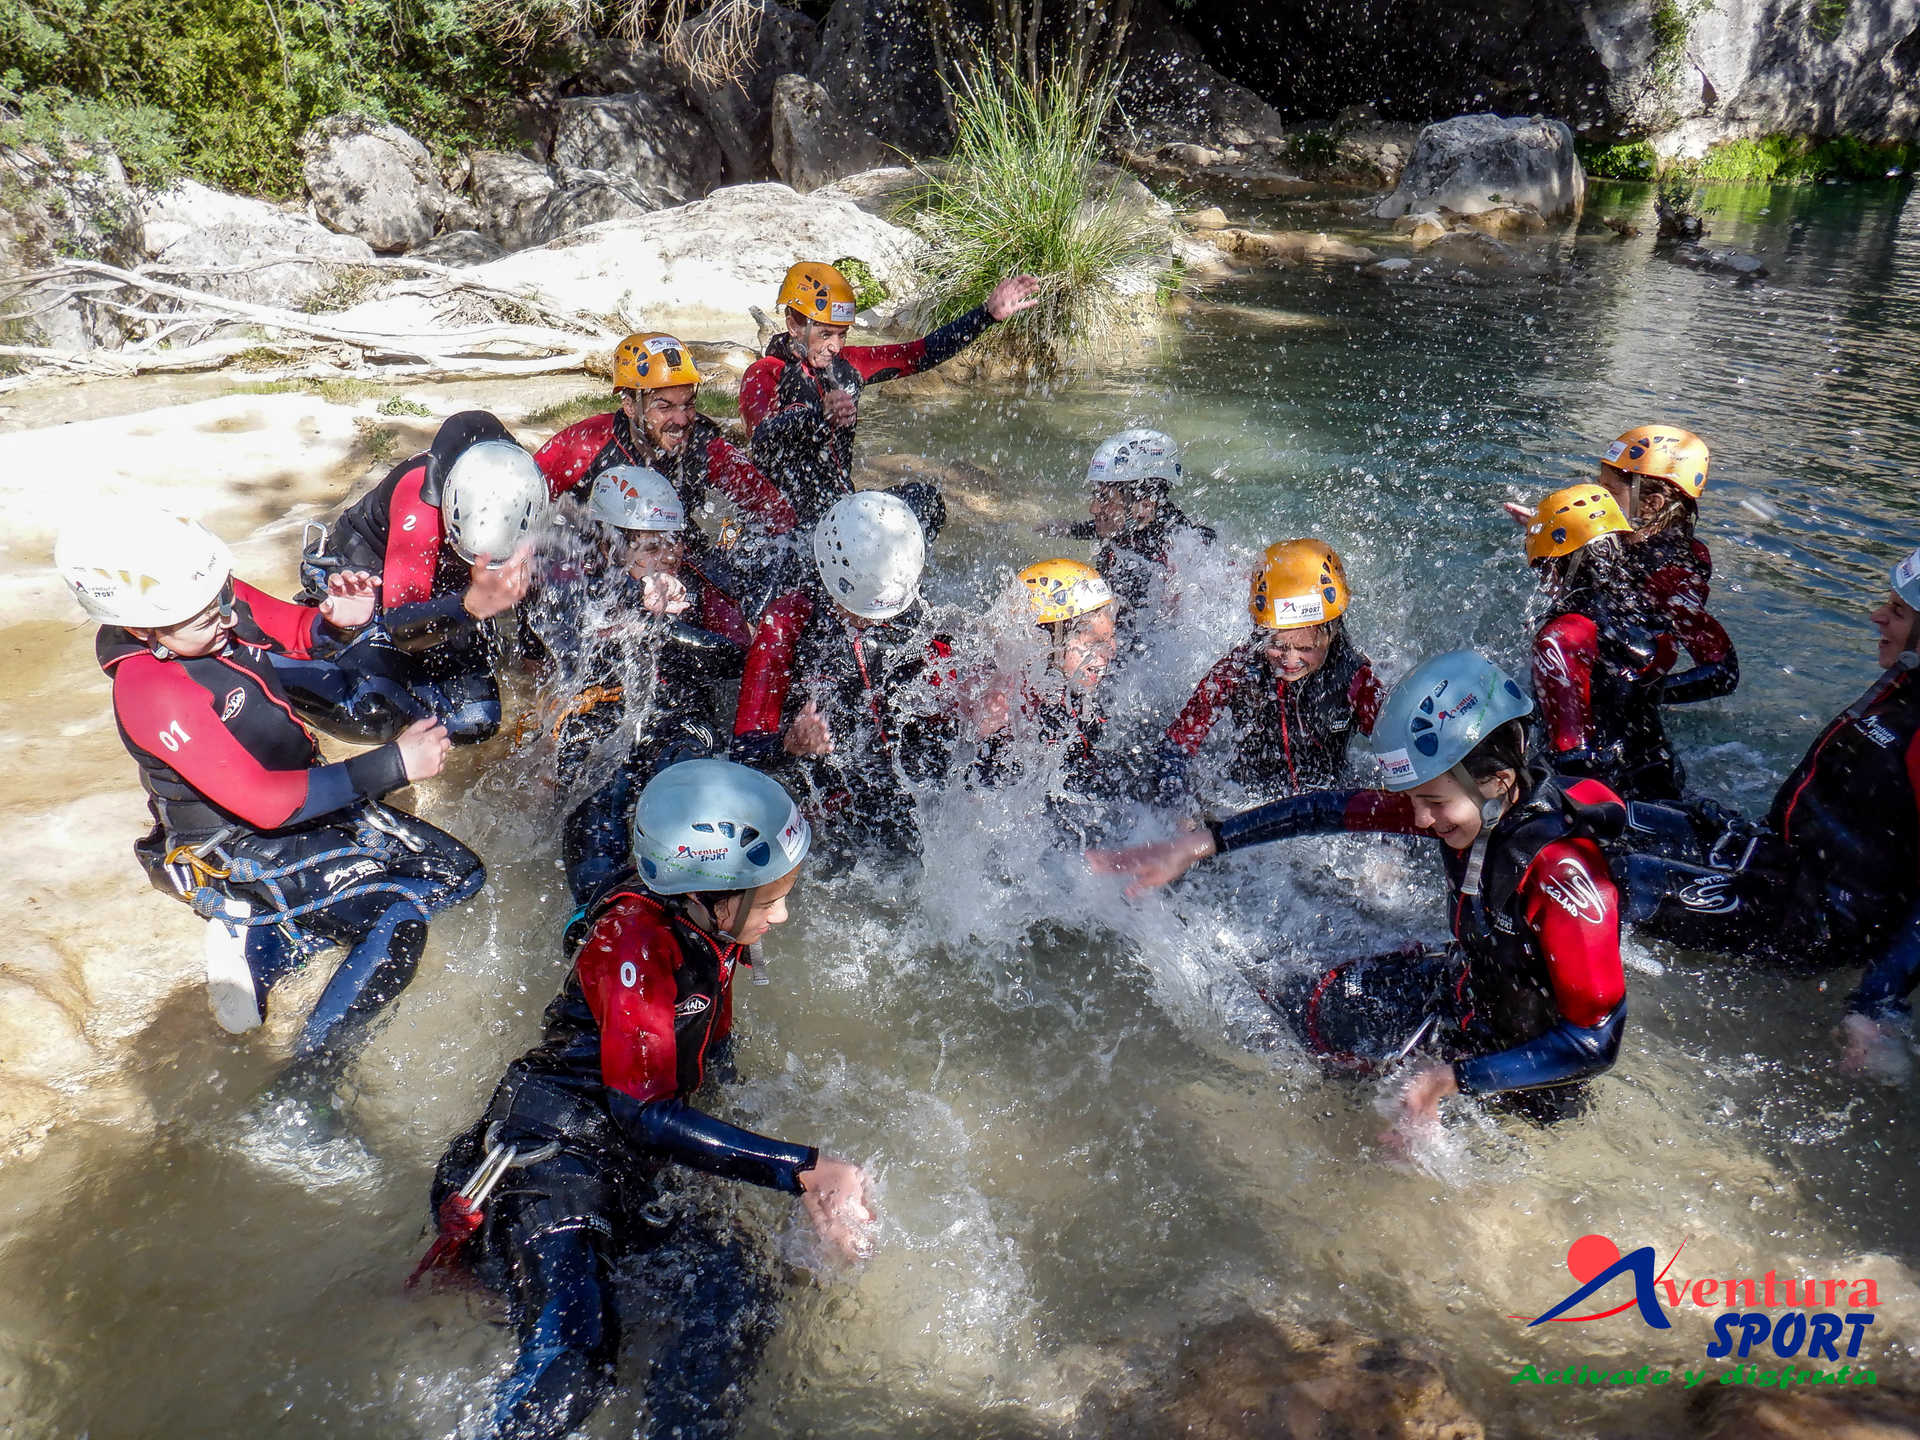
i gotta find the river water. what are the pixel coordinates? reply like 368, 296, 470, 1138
3, 178, 1919, 1439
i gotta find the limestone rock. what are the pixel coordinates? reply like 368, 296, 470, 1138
533, 168, 656, 242
770, 73, 890, 193
1117, 0, 1288, 152
811, 165, 923, 217
299, 114, 446, 253
809, 0, 952, 156
1692, 1384, 1920, 1438
550, 64, 723, 207
1377, 113, 1584, 221
1394, 210, 1450, 244
405, 229, 506, 267
465, 150, 558, 253
0, 142, 140, 350
1080, 1312, 1485, 1440
1208, 228, 1378, 267
140, 182, 376, 309
371, 181, 922, 339
1450, 202, 1549, 236
1180, 207, 1231, 231
673, 0, 818, 183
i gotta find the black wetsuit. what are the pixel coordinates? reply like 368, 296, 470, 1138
1620, 658, 1920, 1020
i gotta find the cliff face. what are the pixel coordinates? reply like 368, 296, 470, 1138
1183, 0, 1920, 145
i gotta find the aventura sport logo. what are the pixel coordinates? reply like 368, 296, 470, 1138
1507, 1233, 1882, 1391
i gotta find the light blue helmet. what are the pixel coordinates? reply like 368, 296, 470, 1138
633, 758, 811, 894
1370, 650, 1535, 792
1893, 545, 1920, 610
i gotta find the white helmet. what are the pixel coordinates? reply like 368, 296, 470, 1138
812, 490, 926, 621
56, 505, 232, 628
634, 758, 811, 895
1086, 428, 1181, 489
442, 440, 551, 563
588, 465, 685, 533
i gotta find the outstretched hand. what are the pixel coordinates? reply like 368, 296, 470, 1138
641, 573, 691, 617
463, 544, 535, 620
1838, 1012, 1912, 1085
800, 1154, 875, 1264
319, 569, 379, 631
1085, 827, 1217, 898
985, 274, 1042, 322
1380, 1062, 1458, 1151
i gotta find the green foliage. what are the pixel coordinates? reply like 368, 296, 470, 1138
378, 395, 431, 415
831, 256, 889, 311
695, 388, 738, 419
1809, 0, 1850, 41
1690, 133, 1917, 182
0, 0, 548, 194
1288, 131, 1338, 169
524, 389, 610, 430
1650, 0, 1712, 88
897, 65, 1169, 374
1576, 138, 1658, 180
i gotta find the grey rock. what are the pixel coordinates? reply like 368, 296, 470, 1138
1117, 0, 1288, 152
405, 229, 506, 267
150, 216, 377, 309
531, 168, 655, 242
810, 164, 923, 217
550, 64, 723, 207
770, 74, 890, 193
1666, 242, 1770, 279
808, 0, 952, 156
1377, 113, 1584, 221
673, 0, 818, 183
0, 142, 140, 351
299, 113, 445, 253
466, 151, 557, 252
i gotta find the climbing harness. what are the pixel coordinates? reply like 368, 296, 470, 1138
407, 1124, 562, 1287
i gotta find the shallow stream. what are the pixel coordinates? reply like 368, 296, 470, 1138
3, 177, 1919, 1438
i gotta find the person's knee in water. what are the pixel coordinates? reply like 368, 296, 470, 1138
1092, 651, 1630, 1141
423, 759, 873, 1440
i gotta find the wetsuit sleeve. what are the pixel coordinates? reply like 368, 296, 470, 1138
616, 1097, 818, 1193
1646, 565, 1739, 704
1454, 836, 1626, 1095
384, 591, 478, 653
1165, 654, 1244, 756
1350, 663, 1383, 736
730, 589, 813, 764
841, 306, 995, 384
663, 618, 747, 680
1212, 788, 1420, 853
112, 656, 406, 829
1846, 732, 1920, 1020
697, 583, 752, 647
232, 580, 321, 658
1534, 613, 1600, 755
738, 357, 785, 437
534, 413, 616, 499
706, 434, 798, 533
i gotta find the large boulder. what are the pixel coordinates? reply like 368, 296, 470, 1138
464, 150, 559, 253
808, 0, 952, 156
673, 0, 818, 183
0, 141, 140, 351
770, 74, 891, 193
349, 181, 922, 339
138, 179, 376, 309
530, 168, 656, 242
1375, 113, 1584, 221
299, 114, 446, 253
550, 56, 724, 207
1117, 0, 1289, 152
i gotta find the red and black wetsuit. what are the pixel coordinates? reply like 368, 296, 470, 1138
1534, 581, 1685, 801
966, 675, 1134, 842
1623, 659, 1920, 1020
739, 307, 997, 527
729, 588, 959, 844
328, 410, 521, 741
440, 885, 816, 1440
534, 408, 796, 536
1164, 630, 1382, 797
1068, 506, 1220, 622
1214, 772, 1628, 1108
1629, 528, 1740, 704
100, 584, 482, 1058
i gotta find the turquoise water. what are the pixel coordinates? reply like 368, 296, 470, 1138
4, 178, 1919, 1439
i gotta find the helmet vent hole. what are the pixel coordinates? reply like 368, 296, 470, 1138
745, 841, 771, 867
691, 822, 716, 834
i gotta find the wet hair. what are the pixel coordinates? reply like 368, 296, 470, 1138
1460, 719, 1529, 784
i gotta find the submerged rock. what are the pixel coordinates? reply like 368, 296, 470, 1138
1664, 243, 1769, 279
1693, 1384, 1920, 1437
1377, 113, 1584, 221
1204, 228, 1378, 267
1079, 1311, 1485, 1440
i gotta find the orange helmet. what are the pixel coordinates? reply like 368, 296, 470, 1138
776, 262, 858, 325
1250, 539, 1350, 629
613, 333, 703, 392
1525, 484, 1631, 563
1602, 425, 1710, 500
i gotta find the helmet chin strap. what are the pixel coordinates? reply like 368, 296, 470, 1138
1449, 763, 1509, 899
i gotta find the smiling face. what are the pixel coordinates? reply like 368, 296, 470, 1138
786, 310, 850, 369
1404, 768, 1516, 851
1260, 623, 1333, 681
621, 529, 684, 581
631, 384, 698, 455
1056, 606, 1118, 692
714, 868, 799, 946
1872, 590, 1918, 667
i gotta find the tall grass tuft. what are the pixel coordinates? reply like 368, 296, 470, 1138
897, 65, 1170, 375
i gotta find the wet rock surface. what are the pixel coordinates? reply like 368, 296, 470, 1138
1693, 1384, 1920, 1438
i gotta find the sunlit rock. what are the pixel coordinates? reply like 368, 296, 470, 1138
1376, 114, 1585, 222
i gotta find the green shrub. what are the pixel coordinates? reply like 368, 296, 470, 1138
1577, 138, 1658, 180
378, 395, 432, 416
1691, 134, 1917, 182
896, 64, 1169, 373
832, 256, 889, 311
1288, 131, 1338, 169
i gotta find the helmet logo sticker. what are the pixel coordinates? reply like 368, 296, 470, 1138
1376, 746, 1416, 784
